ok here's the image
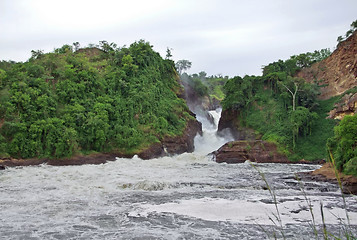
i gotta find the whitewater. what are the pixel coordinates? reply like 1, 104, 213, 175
0, 109, 356, 239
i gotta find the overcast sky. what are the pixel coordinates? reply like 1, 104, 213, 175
1, 0, 356, 76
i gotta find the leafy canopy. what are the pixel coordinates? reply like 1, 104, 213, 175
0, 40, 193, 159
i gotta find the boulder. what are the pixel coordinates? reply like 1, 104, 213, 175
213, 140, 289, 164
213, 140, 326, 164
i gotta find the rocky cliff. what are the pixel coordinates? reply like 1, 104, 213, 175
138, 118, 202, 159
297, 31, 357, 99
297, 31, 357, 119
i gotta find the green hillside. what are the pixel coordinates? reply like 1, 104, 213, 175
0, 40, 193, 159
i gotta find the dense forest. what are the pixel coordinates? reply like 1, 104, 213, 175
220, 21, 357, 176
221, 48, 333, 158
0, 40, 194, 159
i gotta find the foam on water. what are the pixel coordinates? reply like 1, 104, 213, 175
0, 108, 356, 239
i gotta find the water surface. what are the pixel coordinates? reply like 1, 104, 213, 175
0, 110, 356, 239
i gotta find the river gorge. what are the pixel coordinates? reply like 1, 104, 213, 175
0, 109, 356, 239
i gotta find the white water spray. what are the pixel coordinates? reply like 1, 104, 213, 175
0, 109, 355, 239
193, 108, 234, 155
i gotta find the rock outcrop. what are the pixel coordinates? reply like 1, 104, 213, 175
327, 92, 357, 119
297, 31, 357, 100
213, 140, 325, 164
217, 109, 257, 140
138, 118, 202, 159
213, 140, 288, 164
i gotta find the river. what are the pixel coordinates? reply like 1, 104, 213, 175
0, 109, 356, 239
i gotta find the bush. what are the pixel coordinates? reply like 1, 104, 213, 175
327, 115, 357, 176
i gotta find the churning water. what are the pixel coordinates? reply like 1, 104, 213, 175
0, 109, 356, 239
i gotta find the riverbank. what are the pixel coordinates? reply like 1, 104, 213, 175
212, 140, 325, 164
0, 152, 118, 167
212, 140, 357, 194
298, 163, 357, 195
0, 118, 202, 168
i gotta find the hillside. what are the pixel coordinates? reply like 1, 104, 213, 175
216, 21, 357, 176
0, 41, 201, 163
297, 31, 357, 119
297, 31, 357, 99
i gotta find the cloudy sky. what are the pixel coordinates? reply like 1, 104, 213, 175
1, 0, 356, 76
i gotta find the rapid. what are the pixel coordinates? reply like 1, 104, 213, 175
0, 109, 356, 239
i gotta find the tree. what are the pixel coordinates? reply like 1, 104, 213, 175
73, 42, 80, 51
175, 60, 192, 74
54, 45, 73, 54
165, 47, 173, 60
222, 76, 253, 110
30, 50, 44, 60
279, 77, 305, 111
327, 114, 357, 176
290, 106, 318, 149
337, 35, 344, 43
99, 41, 117, 53
0, 40, 193, 160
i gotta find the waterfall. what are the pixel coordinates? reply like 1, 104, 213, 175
193, 108, 234, 155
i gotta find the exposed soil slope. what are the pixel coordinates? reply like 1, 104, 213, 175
297, 31, 357, 100
298, 31, 357, 119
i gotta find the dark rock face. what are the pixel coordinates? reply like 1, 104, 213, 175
138, 142, 165, 160
164, 118, 202, 155
327, 92, 357, 119
342, 181, 357, 195
138, 118, 202, 159
217, 109, 239, 136
213, 140, 289, 164
217, 109, 257, 140
0, 165, 5, 170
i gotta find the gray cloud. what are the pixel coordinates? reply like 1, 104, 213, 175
1, 0, 356, 76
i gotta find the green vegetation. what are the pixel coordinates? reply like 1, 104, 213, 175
327, 114, 357, 176
0, 40, 193, 159
182, 72, 228, 102
221, 49, 336, 161
337, 19, 357, 44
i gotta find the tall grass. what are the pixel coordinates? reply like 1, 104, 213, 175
251, 162, 356, 239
